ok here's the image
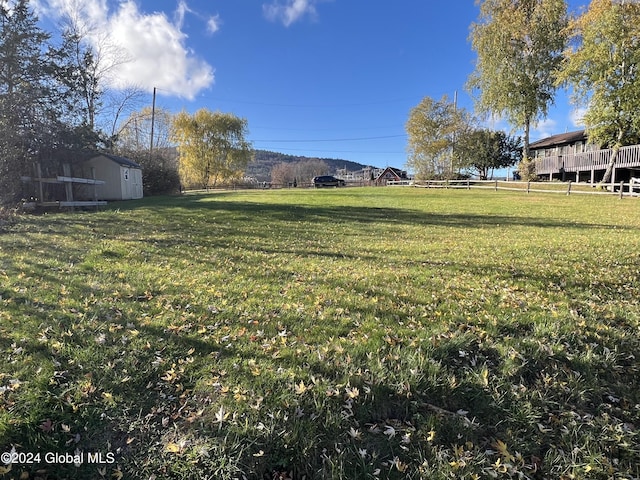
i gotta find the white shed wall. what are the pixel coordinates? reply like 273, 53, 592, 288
82, 156, 143, 200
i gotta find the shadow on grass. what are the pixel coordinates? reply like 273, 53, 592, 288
161, 193, 638, 231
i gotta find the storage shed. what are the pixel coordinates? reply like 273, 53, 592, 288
83, 154, 143, 201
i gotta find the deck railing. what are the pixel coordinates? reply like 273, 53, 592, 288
535, 144, 640, 175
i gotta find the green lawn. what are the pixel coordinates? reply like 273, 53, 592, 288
1, 188, 639, 479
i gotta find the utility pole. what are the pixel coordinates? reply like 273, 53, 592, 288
149, 87, 157, 160
451, 90, 458, 178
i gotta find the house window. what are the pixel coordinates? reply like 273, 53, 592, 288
123, 168, 129, 181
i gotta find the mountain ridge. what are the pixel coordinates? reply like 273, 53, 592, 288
246, 149, 372, 182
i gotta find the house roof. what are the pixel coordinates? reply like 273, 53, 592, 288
529, 130, 587, 150
375, 166, 404, 181
91, 153, 142, 169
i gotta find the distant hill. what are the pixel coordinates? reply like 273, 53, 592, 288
246, 150, 370, 182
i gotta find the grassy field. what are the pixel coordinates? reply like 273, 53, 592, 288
0, 187, 639, 479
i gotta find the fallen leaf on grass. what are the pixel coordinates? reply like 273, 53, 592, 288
214, 406, 229, 425
165, 443, 181, 453
294, 381, 308, 395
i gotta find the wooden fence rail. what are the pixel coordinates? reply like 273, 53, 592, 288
404, 179, 640, 198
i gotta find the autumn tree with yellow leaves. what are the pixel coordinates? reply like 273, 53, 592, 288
172, 109, 252, 189
468, 0, 568, 179
556, 0, 640, 185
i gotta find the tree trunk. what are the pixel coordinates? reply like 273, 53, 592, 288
599, 146, 620, 186
600, 130, 624, 186
523, 118, 531, 161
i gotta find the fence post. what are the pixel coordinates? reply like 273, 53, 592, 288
35, 162, 44, 202
62, 163, 74, 206
567, 181, 572, 196
620, 181, 625, 199
527, 181, 531, 194
495, 180, 498, 192
467, 179, 470, 190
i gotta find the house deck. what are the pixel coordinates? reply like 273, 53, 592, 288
535, 144, 640, 183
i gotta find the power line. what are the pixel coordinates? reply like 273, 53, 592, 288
251, 124, 405, 132
250, 134, 407, 143
252, 146, 406, 155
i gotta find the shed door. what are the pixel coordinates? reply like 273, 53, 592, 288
121, 167, 132, 199
132, 169, 143, 199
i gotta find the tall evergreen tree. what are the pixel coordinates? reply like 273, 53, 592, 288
0, 0, 54, 202
0, 0, 106, 204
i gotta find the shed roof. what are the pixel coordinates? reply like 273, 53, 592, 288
91, 153, 142, 169
529, 130, 587, 150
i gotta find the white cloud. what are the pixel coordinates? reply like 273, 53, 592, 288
174, 0, 192, 30
38, 0, 214, 99
570, 108, 586, 128
207, 14, 221, 34
532, 118, 558, 141
263, 0, 318, 27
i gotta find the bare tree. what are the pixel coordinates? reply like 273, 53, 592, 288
114, 106, 173, 155
270, 162, 295, 187
57, 2, 143, 140
294, 159, 329, 184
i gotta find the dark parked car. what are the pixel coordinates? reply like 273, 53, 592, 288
313, 175, 346, 188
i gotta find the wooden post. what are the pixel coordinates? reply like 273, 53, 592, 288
620, 181, 625, 199
590, 169, 595, 185
63, 164, 74, 207
91, 167, 98, 210
567, 181, 572, 196
527, 181, 531, 194
467, 179, 470, 190
495, 180, 498, 191
35, 162, 44, 202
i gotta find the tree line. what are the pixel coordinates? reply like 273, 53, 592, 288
407, 0, 640, 183
5, 0, 636, 201
269, 159, 329, 186
0, 0, 106, 204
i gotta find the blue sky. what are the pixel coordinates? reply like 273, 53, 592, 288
34, 0, 588, 171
